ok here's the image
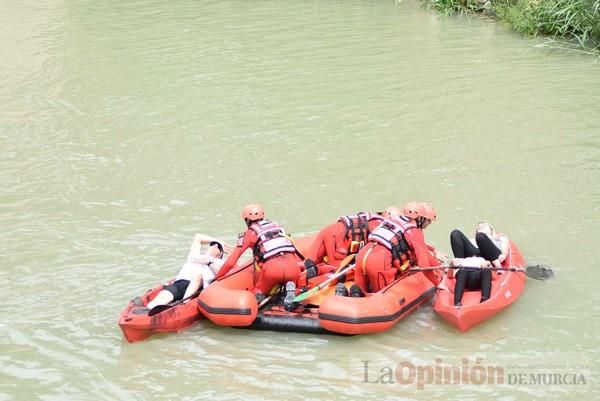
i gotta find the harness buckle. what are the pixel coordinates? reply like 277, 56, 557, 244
349, 240, 362, 253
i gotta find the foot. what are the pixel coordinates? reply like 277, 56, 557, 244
335, 282, 348, 297
283, 281, 297, 311
349, 284, 364, 298
304, 259, 318, 279
480, 297, 489, 303
454, 302, 462, 308
255, 292, 266, 304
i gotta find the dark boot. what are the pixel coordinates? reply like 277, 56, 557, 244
349, 284, 365, 298
335, 282, 348, 297
304, 259, 318, 279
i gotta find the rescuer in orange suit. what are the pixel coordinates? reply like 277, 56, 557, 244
351, 202, 437, 296
303, 207, 402, 278
214, 204, 303, 308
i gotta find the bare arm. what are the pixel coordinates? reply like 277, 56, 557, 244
194, 233, 234, 253
194, 233, 221, 244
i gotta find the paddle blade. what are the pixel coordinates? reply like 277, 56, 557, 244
525, 264, 554, 280
293, 287, 317, 303
336, 253, 356, 272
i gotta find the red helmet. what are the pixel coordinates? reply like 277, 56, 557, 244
401, 201, 425, 220
382, 206, 401, 219
241, 204, 265, 222
421, 203, 437, 221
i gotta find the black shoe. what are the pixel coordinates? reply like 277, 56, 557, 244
304, 259, 318, 279
255, 292, 266, 304
480, 297, 489, 303
335, 282, 349, 297
283, 281, 297, 311
349, 284, 364, 298
454, 302, 462, 307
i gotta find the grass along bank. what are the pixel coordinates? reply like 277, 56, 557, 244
425, 0, 600, 53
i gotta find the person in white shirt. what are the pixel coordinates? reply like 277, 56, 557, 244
448, 222, 510, 306
146, 235, 229, 310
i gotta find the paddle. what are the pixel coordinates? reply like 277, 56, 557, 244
335, 253, 356, 273
407, 264, 554, 281
293, 261, 356, 303
257, 284, 283, 309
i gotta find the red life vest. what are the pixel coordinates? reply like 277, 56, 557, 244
338, 212, 371, 253
368, 216, 416, 264
249, 219, 296, 261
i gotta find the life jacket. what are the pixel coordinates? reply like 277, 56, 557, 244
368, 216, 417, 265
338, 212, 371, 253
249, 219, 296, 261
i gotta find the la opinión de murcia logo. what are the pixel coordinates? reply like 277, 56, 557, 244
361, 359, 587, 390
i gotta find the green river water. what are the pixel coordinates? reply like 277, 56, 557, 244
1, 0, 599, 400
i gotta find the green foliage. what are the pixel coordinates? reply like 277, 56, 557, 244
432, 0, 488, 15
428, 0, 600, 51
496, 0, 600, 49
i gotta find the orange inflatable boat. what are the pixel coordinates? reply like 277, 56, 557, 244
118, 281, 203, 343
318, 272, 437, 335
433, 241, 526, 332
118, 236, 209, 342
197, 235, 439, 335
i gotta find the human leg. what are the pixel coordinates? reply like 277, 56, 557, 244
450, 229, 480, 258
479, 269, 492, 302
253, 254, 302, 295
453, 270, 468, 306
475, 233, 502, 265
364, 245, 393, 293
147, 279, 189, 309
353, 244, 372, 294
146, 291, 174, 309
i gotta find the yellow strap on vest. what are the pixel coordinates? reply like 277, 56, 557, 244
398, 260, 410, 271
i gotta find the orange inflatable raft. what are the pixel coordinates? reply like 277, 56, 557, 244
433, 241, 526, 332
318, 272, 437, 335
118, 281, 203, 343
197, 235, 439, 335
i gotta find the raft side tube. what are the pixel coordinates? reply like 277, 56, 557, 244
197, 265, 258, 327
318, 272, 436, 335
244, 311, 335, 334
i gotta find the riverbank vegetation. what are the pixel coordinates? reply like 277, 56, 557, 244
426, 0, 600, 53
